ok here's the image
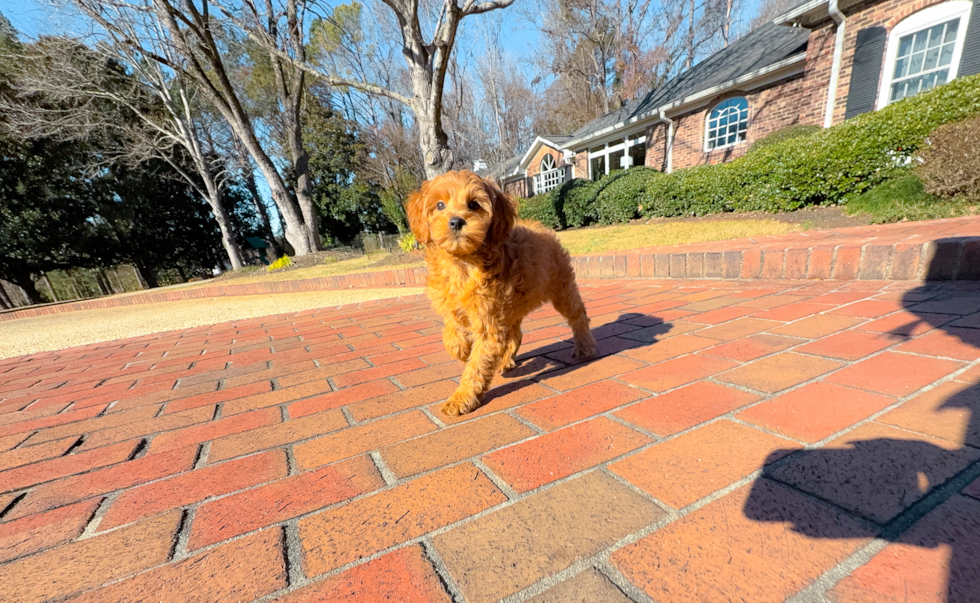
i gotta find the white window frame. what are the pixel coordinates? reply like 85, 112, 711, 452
533, 165, 565, 194
587, 133, 647, 180
877, 1, 973, 110
704, 97, 749, 152
539, 154, 556, 172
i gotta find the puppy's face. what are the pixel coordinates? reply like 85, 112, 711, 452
406, 170, 516, 256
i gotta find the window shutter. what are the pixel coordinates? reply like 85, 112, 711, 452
844, 26, 887, 120
959, 0, 980, 77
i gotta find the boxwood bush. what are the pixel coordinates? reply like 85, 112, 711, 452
595, 167, 664, 224
517, 193, 562, 230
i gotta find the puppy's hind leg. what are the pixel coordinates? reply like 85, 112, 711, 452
551, 281, 596, 360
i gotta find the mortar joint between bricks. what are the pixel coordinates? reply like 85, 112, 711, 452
369, 451, 399, 486
281, 522, 310, 590
596, 561, 658, 603
168, 508, 196, 561
473, 458, 519, 499
420, 537, 468, 603
78, 494, 118, 540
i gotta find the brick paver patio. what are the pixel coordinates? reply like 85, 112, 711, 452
1, 277, 979, 602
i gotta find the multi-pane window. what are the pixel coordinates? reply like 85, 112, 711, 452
705, 97, 748, 150
889, 19, 960, 103
879, 2, 973, 109
587, 134, 646, 179
533, 154, 564, 194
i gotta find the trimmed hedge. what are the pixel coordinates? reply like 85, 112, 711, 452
517, 193, 562, 230
748, 124, 821, 152
637, 73, 980, 218
595, 167, 664, 224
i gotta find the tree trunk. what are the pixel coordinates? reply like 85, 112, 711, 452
14, 274, 44, 305
237, 127, 312, 255
131, 264, 146, 290
135, 264, 159, 289
94, 270, 110, 296
235, 141, 280, 257
41, 272, 58, 302
290, 139, 322, 252
0, 283, 12, 309
203, 191, 245, 271
412, 92, 454, 179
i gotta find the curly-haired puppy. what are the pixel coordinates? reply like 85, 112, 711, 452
406, 170, 596, 416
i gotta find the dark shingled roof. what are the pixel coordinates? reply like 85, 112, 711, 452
487, 154, 523, 181
567, 22, 810, 145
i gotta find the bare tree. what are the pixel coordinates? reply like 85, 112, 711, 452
234, 0, 516, 179
749, 0, 796, 29
67, 0, 318, 255
1, 36, 246, 269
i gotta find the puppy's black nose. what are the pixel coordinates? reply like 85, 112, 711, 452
449, 216, 466, 231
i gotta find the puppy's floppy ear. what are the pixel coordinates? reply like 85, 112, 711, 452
405, 182, 430, 246
485, 178, 517, 244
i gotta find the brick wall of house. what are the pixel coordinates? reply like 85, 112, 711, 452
798, 26, 838, 126
806, 0, 949, 126
645, 123, 669, 172
644, 74, 806, 172
502, 178, 529, 198
525, 145, 564, 177
574, 151, 589, 180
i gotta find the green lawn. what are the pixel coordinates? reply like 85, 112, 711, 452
555, 219, 804, 255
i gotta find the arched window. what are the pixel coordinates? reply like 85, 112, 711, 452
878, 2, 973, 108
540, 154, 556, 172
705, 97, 748, 151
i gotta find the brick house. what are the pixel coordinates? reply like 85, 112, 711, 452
479, 135, 574, 198
490, 0, 979, 196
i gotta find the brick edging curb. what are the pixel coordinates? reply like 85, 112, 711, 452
570, 238, 980, 282
0, 267, 429, 322
5, 217, 980, 322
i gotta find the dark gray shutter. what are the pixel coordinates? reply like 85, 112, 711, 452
844, 26, 887, 120
959, 0, 980, 77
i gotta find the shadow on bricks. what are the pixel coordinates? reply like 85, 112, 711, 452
743, 246, 980, 602
480, 313, 671, 407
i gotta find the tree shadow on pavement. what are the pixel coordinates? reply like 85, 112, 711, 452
743, 252, 980, 602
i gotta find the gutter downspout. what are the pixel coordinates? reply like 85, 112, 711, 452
824, 0, 846, 128
659, 110, 675, 174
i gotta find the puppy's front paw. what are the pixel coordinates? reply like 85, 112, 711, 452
572, 339, 596, 360
498, 358, 517, 374
440, 390, 480, 416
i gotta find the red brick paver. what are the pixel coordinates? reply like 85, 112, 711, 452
2, 278, 980, 602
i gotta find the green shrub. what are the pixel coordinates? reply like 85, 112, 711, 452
518, 193, 562, 230
554, 178, 597, 228
595, 167, 664, 224
558, 171, 631, 227
635, 74, 980, 218
749, 124, 821, 152
844, 172, 974, 223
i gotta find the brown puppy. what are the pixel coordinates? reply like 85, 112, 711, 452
406, 170, 596, 416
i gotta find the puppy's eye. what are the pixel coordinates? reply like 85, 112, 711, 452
436, 202, 446, 210
467, 201, 481, 211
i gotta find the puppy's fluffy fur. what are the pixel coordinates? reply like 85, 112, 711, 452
407, 170, 596, 416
